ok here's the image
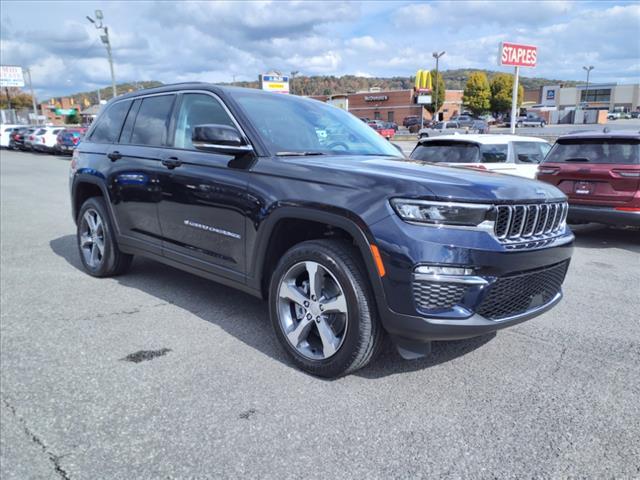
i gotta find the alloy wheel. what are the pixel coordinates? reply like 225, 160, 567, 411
277, 261, 349, 360
79, 208, 106, 268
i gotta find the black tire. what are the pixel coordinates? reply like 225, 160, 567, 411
76, 197, 133, 277
269, 239, 384, 378
516, 121, 523, 128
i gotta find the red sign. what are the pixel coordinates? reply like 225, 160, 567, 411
499, 42, 537, 68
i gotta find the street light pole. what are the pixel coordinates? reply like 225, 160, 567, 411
432, 51, 445, 122
582, 65, 594, 107
87, 11, 117, 99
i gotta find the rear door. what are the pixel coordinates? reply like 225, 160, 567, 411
98, 95, 175, 255
539, 138, 640, 205
156, 92, 251, 280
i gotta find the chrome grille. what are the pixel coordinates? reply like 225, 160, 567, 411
494, 202, 567, 245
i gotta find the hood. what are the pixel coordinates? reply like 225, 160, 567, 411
280, 155, 566, 204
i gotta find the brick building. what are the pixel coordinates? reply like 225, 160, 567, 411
39, 97, 82, 125
310, 89, 464, 125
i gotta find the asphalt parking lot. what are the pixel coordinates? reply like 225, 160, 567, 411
1, 149, 639, 479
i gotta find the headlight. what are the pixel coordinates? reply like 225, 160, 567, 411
391, 199, 494, 227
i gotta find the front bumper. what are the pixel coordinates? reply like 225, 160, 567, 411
369, 214, 574, 342
568, 204, 640, 227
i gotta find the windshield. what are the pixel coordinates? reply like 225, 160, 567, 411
544, 138, 639, 164
232, 90, 402, 157
411, 141, 508, 163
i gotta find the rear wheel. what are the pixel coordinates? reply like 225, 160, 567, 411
77, 197, 133, 277
269, 239, 384, 377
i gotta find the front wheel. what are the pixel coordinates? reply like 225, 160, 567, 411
269, 239, 384, 377
77, 197, 133, 277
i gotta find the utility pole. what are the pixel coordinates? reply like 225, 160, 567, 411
432, 51, 445, 122
87, 10, 117, 99
24, 68, 38, 125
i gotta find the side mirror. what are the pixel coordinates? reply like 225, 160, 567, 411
192, 124, 253, 154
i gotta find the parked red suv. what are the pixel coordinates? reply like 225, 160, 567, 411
537, 130, 640, 227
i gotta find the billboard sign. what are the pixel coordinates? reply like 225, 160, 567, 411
498, 42, 537, 68
259, 73, 289, 94
0, 65, 25, 87
417, 95, 432, 105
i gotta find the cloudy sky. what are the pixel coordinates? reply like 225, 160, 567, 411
1, 0, 638, 99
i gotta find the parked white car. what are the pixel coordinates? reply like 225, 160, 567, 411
409, 134, 552, 179
0, 124, 24, 148
32, 126, 65, 153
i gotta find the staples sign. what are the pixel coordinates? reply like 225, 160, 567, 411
499, 42, 537, 68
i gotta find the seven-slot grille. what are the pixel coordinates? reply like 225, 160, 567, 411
476, 261, 569, 320
494, 202, 568, 242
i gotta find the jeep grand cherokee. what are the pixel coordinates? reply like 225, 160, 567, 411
69, 83, 574, 377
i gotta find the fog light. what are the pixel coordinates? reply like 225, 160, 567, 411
415, 265, 474, 276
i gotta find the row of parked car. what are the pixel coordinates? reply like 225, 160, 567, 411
0, 125, 87, 155
407, 129, 639, 227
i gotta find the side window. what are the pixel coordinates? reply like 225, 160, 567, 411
173, 94, 236, 149
118, 99, 141, 144
130, 95, 175, 146
90, 100, 132, 143
513, 142, 550, 164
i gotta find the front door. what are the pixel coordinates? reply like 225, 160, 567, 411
156, 92, 252, 281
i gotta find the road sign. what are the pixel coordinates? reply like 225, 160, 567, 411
498, 42, 537, 68
0, 65, 25, 87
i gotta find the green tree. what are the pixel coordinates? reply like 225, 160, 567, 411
463, 71, 491, 115
424, 70, 445, 115
65, 112, 81, 125
0, 88, 34, 109
490, 73, 524, 114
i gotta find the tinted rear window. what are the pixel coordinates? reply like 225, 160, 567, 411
545, 139, 640, 165
90, 100, 132, 143
411, 142, 508, 163
130, 95, 175, 146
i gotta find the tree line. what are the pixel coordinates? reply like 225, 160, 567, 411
462, 71, 525, 116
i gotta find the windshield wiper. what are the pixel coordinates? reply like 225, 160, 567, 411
563, 157, 590, 162
275, 151, 326, 156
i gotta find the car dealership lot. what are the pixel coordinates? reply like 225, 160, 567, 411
1, 150, 639, 478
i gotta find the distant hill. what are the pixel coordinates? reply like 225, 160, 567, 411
227, 70, 579, 96
51, 70, 578, 104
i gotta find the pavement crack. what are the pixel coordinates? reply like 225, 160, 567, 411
552, 346, 568, 375
1, 396, 72, 480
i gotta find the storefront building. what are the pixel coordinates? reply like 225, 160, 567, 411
537, 83, 639, 112
310, 89, 464, 125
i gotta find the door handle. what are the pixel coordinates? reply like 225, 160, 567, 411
161, 157, 182, 169
107, 151, 122, 161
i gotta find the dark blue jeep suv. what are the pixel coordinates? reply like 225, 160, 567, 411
69, 83, 573, 377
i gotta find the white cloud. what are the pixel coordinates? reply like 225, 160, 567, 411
0, 0, 637, 99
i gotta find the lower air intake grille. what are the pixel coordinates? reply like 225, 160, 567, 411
413, 281, 466, 310
477, 261, 569, 320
